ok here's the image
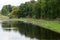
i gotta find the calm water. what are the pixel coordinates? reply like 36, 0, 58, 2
0, 21, 60, 40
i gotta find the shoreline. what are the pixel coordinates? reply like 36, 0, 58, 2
0, 18, 60, 33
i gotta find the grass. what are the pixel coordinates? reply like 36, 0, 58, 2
18, 18, 60, 33
0, 17, 60, 33
0, 14, 9, 20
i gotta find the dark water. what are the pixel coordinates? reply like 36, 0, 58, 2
0, 21, 60, 40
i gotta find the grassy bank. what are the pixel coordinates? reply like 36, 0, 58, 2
0, 14, 9, 20
9, 18, 60, 33
1, 17, 60, 33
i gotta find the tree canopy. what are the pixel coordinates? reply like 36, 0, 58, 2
0, 0, 60, 20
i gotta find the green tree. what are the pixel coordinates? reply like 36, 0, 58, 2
8, 6, 19, 18
1, 5, 12, 16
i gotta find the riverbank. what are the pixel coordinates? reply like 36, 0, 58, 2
0, 15, 9, 20
18, 18, 60, 33
0, 17, 60, 33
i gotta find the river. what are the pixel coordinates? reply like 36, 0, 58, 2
0, 21, 60, 40
0, 21, 38, 40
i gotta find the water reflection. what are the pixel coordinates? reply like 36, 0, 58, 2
1, 21, 60, 40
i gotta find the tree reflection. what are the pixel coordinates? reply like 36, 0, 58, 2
2, 21, 60, 40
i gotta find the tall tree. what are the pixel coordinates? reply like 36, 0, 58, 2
1, 5, 12, 15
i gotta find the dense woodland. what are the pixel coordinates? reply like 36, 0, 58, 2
0, 0, 60, 20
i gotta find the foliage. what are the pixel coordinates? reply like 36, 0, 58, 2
1, 5, 12, 16
8, 6, 19, 18
0, 0, 60, 20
